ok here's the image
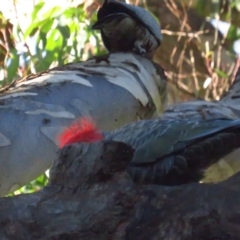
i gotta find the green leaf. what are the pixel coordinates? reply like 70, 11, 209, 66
24, 19, 49, 38
226, 25, 240, 41
57, 25, 70, 39
42, 6, 62, 19
31, 2, 45, 20
215, 69, 228, 78
41, 18, 54, 33
45, 29, 63, 51
38, 31, 47, 50
6, 49, 19, 83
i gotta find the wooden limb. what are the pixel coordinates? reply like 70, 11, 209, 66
0, 141, 239, 239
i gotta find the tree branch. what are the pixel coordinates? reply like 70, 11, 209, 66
0, 141, 240, 239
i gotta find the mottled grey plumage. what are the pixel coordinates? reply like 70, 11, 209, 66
107, 118, 240, 185
0, 53, 167, 197
92, 0, 162, 58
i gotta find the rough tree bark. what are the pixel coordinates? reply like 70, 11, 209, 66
0, 141, 240, 240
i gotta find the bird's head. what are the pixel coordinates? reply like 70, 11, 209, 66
58, 117, 104, 148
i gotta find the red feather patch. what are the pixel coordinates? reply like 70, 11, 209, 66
58, 117, 104, 148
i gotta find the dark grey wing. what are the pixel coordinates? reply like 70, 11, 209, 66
97, 0, 162, 44
110, 118, 240, 164
129, 129, 240, 185
132, 119, 240, 163
124, 119, 240, 185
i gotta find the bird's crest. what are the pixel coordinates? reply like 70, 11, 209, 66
58, 117, 104, 148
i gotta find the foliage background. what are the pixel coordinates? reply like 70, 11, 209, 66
0, 0, 239, 195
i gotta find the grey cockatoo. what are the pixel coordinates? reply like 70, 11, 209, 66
58, 67, 240, 185
0, 53, 167, 196
92, 0, 162, 58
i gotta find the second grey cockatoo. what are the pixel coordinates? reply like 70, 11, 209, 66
92, 0, 162, 58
